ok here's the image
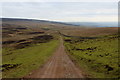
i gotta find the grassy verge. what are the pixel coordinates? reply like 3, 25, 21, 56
2, 39, 59, 78
64, 34, 119, 78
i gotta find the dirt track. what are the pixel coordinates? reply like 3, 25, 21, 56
25, 37, 84, 78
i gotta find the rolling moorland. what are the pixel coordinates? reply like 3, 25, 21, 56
1, 18, 119, 78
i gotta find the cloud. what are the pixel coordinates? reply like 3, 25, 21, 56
1, 2, 118, 22
0, 0, 119, 2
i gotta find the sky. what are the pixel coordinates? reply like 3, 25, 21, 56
1, 1, 118, 22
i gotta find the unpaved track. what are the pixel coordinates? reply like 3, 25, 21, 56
25, 37, 84, 78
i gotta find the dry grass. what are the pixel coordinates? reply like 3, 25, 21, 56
60, 27, 118, 37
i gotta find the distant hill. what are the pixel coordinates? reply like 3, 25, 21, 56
67, 22, 118, 27
1, 18, 118, 28
1, 18, 76, 26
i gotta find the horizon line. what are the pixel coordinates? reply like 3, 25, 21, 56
1, 17, 118, 23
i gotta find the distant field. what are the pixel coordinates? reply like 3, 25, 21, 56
64, 34, 119, 78
61, 27, 118, 37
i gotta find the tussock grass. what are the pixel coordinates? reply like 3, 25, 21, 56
64, 34, 119, 78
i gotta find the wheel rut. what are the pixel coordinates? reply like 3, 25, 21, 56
25, 37, 84, 78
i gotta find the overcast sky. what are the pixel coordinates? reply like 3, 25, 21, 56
1, 2, 118, 22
